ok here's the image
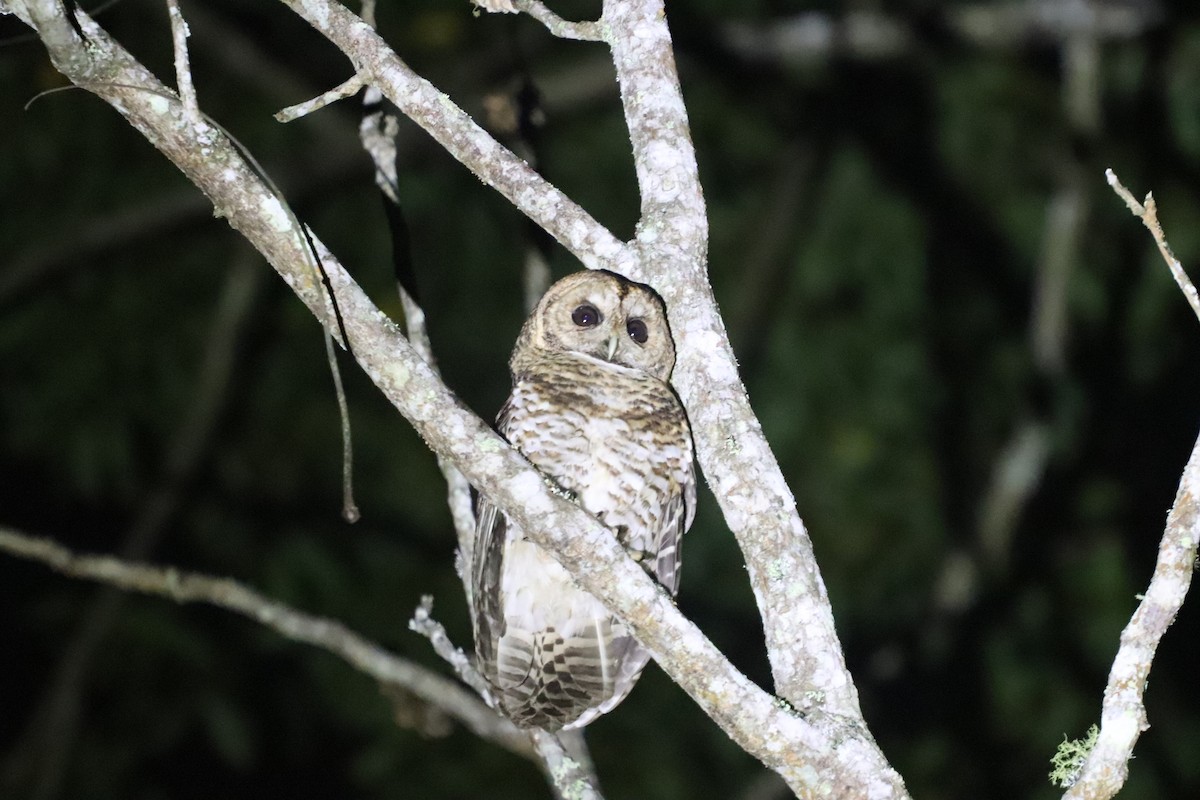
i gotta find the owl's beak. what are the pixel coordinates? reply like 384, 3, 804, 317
606, 334, 619, 362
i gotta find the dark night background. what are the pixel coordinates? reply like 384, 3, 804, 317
4, 1, 1200, 798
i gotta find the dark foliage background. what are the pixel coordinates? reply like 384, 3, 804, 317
3, 1, 1200, 798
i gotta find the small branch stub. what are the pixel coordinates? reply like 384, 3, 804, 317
1105, 168, 1200, 325
166, 0, 199, 125
276, 73, 367, 122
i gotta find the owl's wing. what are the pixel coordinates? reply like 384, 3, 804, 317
651, 461, 696, 597
470, 399, 517, 694
470, 493, 506, 693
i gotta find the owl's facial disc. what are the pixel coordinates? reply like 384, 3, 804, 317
523, 270, 676, 381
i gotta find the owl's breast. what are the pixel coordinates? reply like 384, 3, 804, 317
502, 358, 692, 541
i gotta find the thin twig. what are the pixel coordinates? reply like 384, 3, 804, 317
1106, 169, 1200, 326
408, 595, 494, 703
1061, 168, 1200, 798
356, 78, 477, 586
275, 73, 366, 122
165, 0, 198, 124
512, 0, 604, 41
0, 526, 532, 758
324, 324, 361, 522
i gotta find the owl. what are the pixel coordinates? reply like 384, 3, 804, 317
471, 269, 696, 731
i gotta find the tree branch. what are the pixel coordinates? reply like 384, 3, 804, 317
1059, 170, 1200, 797
530, 730, 604, 800
721, 3, 1159, 65
1106, 169, 1200, 325
165, 0, 198, 124
276, 0, 633, 274
598, 0, 861, 718
1063, 430, 1200, 798
0, 526, 533, 759
511, 0, 603, 42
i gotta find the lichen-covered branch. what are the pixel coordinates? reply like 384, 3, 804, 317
595, 0, 861, 717
409, 595, 494, 703
1057, 172, 1200, 798
530, 730, 604, 800
1062, 431, 1200, 799
0, 526, 532, 759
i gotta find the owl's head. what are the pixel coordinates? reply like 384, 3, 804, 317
513, 270, 677, 381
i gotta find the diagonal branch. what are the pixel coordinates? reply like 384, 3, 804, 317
0, 526, 533, 759
1060, 171, 1200, 798
1106, 169, 1200, 325
276, 0, 633, 274
1063, 430, 1200, 799
269, 0, 866, 737
598, 0, 859, 716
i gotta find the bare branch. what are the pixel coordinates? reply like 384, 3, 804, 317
602, 0, 705, 238
409, 595, 494, 703
276, 0, 633, 274
530, 730, 605, 800
0, 526, 533, 758
1063, 430, 1200, 798
356, 83, 478, 593
1054, 169, 1200, 797
722, 2, 1160, 64
166, 0, 198, 124
953, 0, 1159, 47
1106, 169, 1200, 325
600, 0, 865, 727
512, 0, 604, 42
275, 72, 366, 122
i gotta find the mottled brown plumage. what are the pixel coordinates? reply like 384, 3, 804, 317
472, 270, 695, 730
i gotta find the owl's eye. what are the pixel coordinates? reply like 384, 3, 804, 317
626, 318, 649, 344
572, 304, 601, 327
